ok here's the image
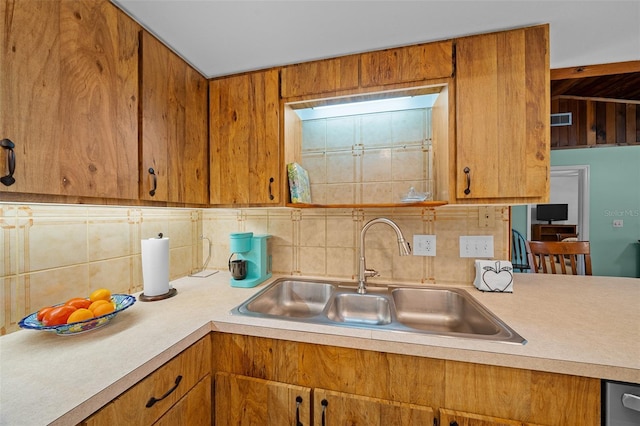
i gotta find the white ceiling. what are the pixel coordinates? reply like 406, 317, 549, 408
112, 0, 640, 79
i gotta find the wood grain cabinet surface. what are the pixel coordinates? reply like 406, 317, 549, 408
211, 333, 600, 426
360, 40, 453, 88
209, 69, 281, 205
280, 40, 453, 100
81, 336, 212, 426
454, 24, 550, 203
440, 408, 544, 426
0, 0, 139, 199
139, 31, 209, 204
280, 56, 360, 99
215, 372, 311, 425
313, 388, 435, 426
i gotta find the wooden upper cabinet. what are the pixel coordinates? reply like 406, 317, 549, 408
0, 0, 139, 199
454, 25, 550, 203
280, 56, 360, 99
360, 40, 453, 87
209, 69, 280, 205
139, 31, 208, 204
280, 41, 452, 100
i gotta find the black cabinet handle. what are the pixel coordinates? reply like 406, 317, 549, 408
295, 395, 303, 426
321, 399, 328, 426
268, 177, 275, 200
145, 375, 182, 408
148, 167, 157, 196
463, 167, 471, 195
450, 421, 458, 426
1, 138, 16, 186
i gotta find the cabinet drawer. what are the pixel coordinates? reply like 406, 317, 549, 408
82, 336, 211, 426
154, 375, 211, 426
360, 40, 453, 87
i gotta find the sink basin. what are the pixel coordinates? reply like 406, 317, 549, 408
392, 287, 502, 335
232, 278, 526, 344
326, 293, 392, 325
242, 279, 333, 318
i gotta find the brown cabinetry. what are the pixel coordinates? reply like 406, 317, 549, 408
314, 388, 434, 425
280, 40, 453, 101
0, 0, 139, 199
82, 336, 211, 426
440, 408, 543, 426
211, 333, 600, 426
280, 56, 360, 99
454, 25, 550, 203
139, 31, 209, 204
209, 69, 281, 205
531, 224, 578, 241
215, 372, 311, 425
360, 40, 453, 88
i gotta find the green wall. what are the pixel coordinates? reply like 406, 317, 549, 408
513, 146, 640, 278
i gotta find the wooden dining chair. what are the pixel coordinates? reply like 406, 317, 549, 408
527, 240, 592, 275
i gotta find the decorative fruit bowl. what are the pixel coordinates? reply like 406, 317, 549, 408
19, 294, 136, 335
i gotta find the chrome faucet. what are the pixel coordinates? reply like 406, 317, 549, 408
357, 217, 412, 294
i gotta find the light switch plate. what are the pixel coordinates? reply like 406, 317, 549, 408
413, 235, 436, 256
459, 236, 494, 258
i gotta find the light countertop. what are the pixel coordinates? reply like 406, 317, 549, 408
1, 272, 638, 426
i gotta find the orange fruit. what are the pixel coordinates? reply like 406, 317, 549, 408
89, 288, 111, 302
88, 299, 110, 313
37, 306, 55, 322
42, 305, 77, 326
65, 297, 92, 310
66, 308, 94, 324
92, 302, 115, 317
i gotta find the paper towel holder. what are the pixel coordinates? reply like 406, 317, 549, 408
139, 287, 177, 302
139, 233, 178, 302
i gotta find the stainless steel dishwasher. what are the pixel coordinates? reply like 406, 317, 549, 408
603, 380, 640, 425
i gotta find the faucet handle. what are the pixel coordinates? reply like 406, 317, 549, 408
364, 268, 379, 278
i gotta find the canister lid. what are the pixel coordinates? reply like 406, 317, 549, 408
230, 232, 253, 240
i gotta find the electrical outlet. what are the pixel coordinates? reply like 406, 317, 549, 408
613, 219, 624, 228
413, 235, 436, 256
478, 207, 495, 228
459, 236, 494, 258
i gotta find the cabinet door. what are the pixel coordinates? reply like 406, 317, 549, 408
0, 0, 139, 198
215, 372, 311, 425
154, 375, 211, 426
81, 337, 211, 426
281, 56, 360, 99
209, 70, 280, 205
140, 31, 208, 204
360, 41, 453, 87
313, 388, 434, 426
440, 408, 544, 426
455, 25, 549, 202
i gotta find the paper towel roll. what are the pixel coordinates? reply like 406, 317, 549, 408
141, 236, 170, 296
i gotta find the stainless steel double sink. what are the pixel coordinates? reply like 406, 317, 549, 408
232, 278, 526, 344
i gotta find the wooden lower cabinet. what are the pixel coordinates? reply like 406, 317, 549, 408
211, 333, 601, 426
314, 388, 434, 426
213, 372, 433, 426
440, 408, 543, 426
154, 375, 211, 426
81, 336, 212, 426
215, 372, 311, 425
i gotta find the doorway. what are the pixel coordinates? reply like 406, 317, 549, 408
527, 165, 590, 241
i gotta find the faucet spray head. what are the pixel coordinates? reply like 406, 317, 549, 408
398, 238, 412, 256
